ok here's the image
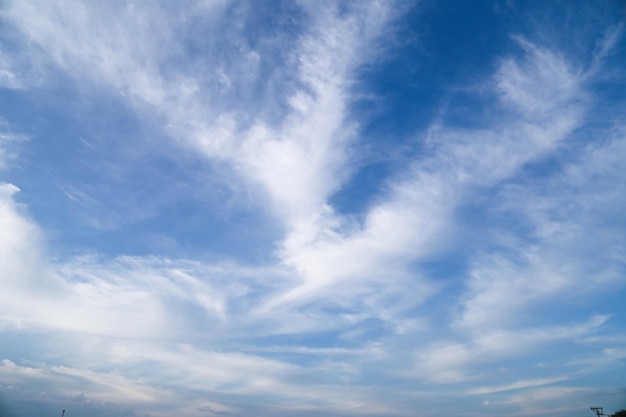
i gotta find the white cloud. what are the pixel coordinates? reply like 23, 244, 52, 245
2, 251, 291, 339
467, 376, 569, 396
456, 130, 626, 331
0, 358, 185, 416
237, 1, 395, 222
0, 342, 404, 417
0, 60, 22, 89
496, 37, 585, 117
0, 184, 42, 294
487, 386, 605, 416
0, 2, 625, 416
413, 316, 609, 384
261, 38, 589, 316
0, 124, 27, 171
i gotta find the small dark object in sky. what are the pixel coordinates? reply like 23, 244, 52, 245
591, 406, 606, 417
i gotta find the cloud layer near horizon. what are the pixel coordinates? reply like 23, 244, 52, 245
1, 1, 625, 416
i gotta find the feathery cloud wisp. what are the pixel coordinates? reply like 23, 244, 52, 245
0, 2, 625, 417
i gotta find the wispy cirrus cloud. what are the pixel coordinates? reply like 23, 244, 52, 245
414, 315, 610, 383
1, 2, 625, 417
263, 36, 590, 315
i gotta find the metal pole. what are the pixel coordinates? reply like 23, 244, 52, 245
591, 406, 605, 417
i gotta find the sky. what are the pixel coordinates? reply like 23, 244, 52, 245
0, 0, 625, 416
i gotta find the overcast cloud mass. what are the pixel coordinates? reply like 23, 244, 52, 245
1, 1, 625, 416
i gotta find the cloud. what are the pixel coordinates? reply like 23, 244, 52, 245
467, 376, 570, 396
198, 405, 240, 417
0, 122, 27, 171
0, 2, 625, 417
0, 184, 42, 296
2, 250, 292, 339
0, 60, 22, 89
496, 37, 585, 117
261, 37, 589, 316
456, 129, 626, 331
0, 359, 172, 404
413, 315, 610, 384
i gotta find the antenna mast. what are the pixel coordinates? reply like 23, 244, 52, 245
591, 406, 607, 417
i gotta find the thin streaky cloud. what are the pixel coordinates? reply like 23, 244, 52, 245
0, 1, 625, 417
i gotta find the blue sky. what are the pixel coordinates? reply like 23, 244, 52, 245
1, 1, 625, 416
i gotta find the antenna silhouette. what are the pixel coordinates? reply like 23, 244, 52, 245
591, 406, 607, 417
